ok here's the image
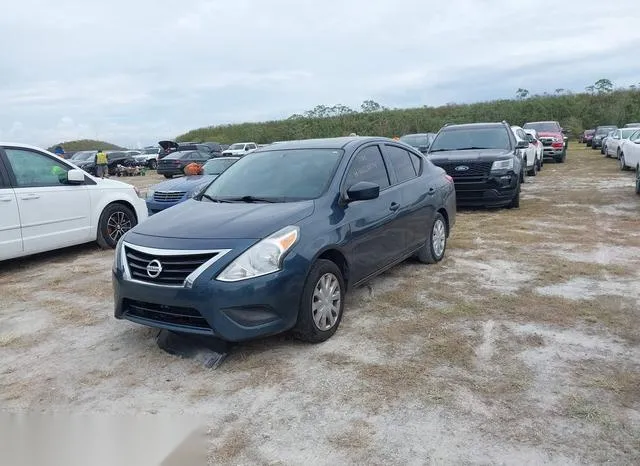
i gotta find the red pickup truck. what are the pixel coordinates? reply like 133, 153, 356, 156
523, 121, 567, 163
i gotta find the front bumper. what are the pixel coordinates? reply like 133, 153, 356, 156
451, 171, 519, 207
542, 146, 565, 159
592, 138, 605, 148
145, 198, 186, 215
113, 253, 306, 342
157, 167, 184, 176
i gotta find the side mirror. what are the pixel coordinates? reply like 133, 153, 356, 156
516, 140, 529, 149
67, 168, 85, 184
345, 181, 380, 202
418, 145, 429, 153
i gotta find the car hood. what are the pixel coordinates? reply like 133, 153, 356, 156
427, 148, 513, 162
151, 175, 217, 193
128, 199, 315, 241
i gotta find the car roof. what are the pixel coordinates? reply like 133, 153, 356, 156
524, 120, 558, 124
253, 136, 395, 151
441, 122, 507, 130
205, 156, 239, 161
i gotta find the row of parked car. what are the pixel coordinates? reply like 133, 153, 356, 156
0, 118, 573, 348
579, 123, 640, 194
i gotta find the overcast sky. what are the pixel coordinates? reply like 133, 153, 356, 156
2, 0, 640, 148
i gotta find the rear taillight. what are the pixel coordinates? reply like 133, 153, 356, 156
552, 142, 563, 148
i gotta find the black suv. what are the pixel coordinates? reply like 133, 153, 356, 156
591, 125, 618, 150
426, 122, 526, 208
158, 140, 215, 159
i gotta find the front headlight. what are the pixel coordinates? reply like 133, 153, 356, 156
113, 235, 126, 272
217, 225, 299, 282
491, 158, 514, 171
146, 189, 155, 200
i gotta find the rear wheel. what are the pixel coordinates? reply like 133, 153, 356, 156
417, 212, 447, 264
527, 160, 538, 176
619, 154, 628, 171
293, 260, 345, 343
97, 203, 137, 249
149, 159, 157, 170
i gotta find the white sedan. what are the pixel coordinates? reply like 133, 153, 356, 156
0, 142, 148, 261
618, 129, 640, 173
511, 125, 540, 176
604, 128, 638, 159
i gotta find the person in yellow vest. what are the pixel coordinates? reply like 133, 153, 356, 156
95, 149, 108, 178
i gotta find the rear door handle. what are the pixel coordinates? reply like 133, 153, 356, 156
427, 188, 436, 195
389, 202, 400, 212
21, 194, 40, 200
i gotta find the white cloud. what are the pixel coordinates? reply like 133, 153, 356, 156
1, 0, 640, 147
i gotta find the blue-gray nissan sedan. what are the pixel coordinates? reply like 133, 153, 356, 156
113, 137, 456, 343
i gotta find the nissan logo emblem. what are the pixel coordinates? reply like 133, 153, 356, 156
455, 165, 469, 171
146, 259, 163, 278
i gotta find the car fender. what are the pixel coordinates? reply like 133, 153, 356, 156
88, 188, 148, 238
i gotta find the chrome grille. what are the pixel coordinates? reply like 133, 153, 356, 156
153, 191, 186, 202
539, 138, 554, 146
431, 161, 493, 179
123, 244, 229, 287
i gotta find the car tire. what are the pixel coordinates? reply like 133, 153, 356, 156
619, 154, 628, 171
616, 148, 622, 160
149, 159, 157, 170
601, 145, 606, 155
163, 174, 173, 179
507, 183, 521, 209
520, 162, 527, 183
293, 259, 345, 343
417, 212, 447, 264
97, 203, 137, 249
527, 161, 538, 176
636, 165, 640, 195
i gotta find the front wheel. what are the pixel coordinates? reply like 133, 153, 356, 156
417, 212, 447, 264
293, 260, 345, 343
97, 203, 137, 249
527, 161, 538, 176
149, 159, 157, 170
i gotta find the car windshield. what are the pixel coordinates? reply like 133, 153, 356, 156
523, 122, 560, 132
202, 158, 237, 175
400, 134, 430, 147
429, 127, 511, 151
228, 143, 245, 150
71, 151, 96, 161
585, 130, 595, 135
596, 127, 616, 135
107, 152, 125, 159
200, 149, 343, 202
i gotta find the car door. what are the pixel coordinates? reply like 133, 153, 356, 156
382, 144, 435, 254
0, 157, 23, 260
341, 144, 402, 283
2, 146, 92, 254
609, 130, 621, 156
626, 131, 640, 168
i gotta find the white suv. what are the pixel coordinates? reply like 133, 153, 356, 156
222, 142, 258, 156
0, 143, 148, 261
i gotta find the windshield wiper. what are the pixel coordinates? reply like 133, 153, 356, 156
200, 193, 233, 203
223, 195, 277, 203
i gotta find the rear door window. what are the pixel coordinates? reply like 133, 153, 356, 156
384, 145, 418, 183
345, 145, 390, 189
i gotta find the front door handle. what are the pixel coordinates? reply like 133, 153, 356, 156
389, 202, 400, 212
427, 187, 436, 195
21, 194, 40, 200
0, 196, 13, 202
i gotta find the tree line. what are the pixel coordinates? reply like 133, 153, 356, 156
177, 79, 640, 144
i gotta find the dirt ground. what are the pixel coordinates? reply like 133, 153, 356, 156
1, 145, 639, 465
